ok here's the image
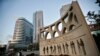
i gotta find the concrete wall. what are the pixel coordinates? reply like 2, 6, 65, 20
39, 1, 99, 56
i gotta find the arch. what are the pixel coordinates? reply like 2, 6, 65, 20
74, 14, 78, 23
69, 6, 73, 11
65, 43, 69, 54
41, 32, 45, 38
45, 27, 48, 31
59, 45, 62, 54
43, 32, 46, 37
80, 39, 86, 55
57, 22, 63, 31
44, 32, 48, 39
63, 44, 65, 53
52, 46, 55, 53
46, 46, 49, 54
57, 45, 61, 54
57, 45, 59, 53
63, 13, 69, 23
62, 27, 68, 34
77, 40, 81, 53
50, 46, 53, 54
69, 12, 73, 22
69, 24, 75, 31
80, 39, 84, 46
51, 25, 55, 30
43, 47, 45, 54
70, 41, 76, 54
54, 45, 56, 53
77, 39, 86, 55
46, 32, 51, 39
54, 31, 59, 37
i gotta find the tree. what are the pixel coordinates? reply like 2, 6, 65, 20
28, 44, 33, 51
95, 0, 100, 6
87, 10, 100, 25
87, 0, 100, 25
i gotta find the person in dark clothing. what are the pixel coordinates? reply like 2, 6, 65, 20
19, 51, 22, 56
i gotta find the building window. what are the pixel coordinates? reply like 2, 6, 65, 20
46, 47, 48, 54
74, 15, 78, 23
70, 41, 76, 54
69, 6, 73, 11
54, 31, 59, 37
50, 46, 53, 54
77, 39, 86, 55
65, 43, 69, 54
43, 47, 45, 54
69, 24, 75, 31
80, 39, 86, 55
46, 32, 51, 39
57, 45, 61, 54
54, 45, 56, 53
63, 44, 65, 53
69, 12, 73, 22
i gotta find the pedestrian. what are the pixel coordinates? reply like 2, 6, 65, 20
17, 51, 22, 56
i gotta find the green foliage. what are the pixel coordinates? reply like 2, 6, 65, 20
28, 44, 33, 51
87, 10, 100, 25
87, 0, 100, 25
95, 0, 100, 7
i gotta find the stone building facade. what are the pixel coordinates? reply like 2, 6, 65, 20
39, 1, 99, 56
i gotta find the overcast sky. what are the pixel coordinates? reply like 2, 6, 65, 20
0, 0, 99, 44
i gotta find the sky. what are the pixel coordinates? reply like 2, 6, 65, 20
0, 0, 100, 44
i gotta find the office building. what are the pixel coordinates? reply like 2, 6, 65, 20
10, 17, 33, 49
33, 11, 43, 43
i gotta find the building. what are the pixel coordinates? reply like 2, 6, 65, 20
10, 17, 33, 50
39, 1, 99, 56
33, 11, 43, 44
62, 0, 100, 54
60, 4, 70, 17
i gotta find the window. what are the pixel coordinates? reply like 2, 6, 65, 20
80, 39, 86, 55
69, 12, 73, 22
77, 39, 86, 55
54, 31, 59, 37
46, 33, 51, 39
43, 47, 45, 54
63, 44, 65, 53
57, 22, 63, 31
52, 25, 55, 30
62, 27, 68, 34
74, 15, 78, 23
65, 43, 69, 54
69, 6, 73, 11
46, 47, 48, 54
70, 41, 76, 54
69, 24, 75, 31
50, 46, 53, 54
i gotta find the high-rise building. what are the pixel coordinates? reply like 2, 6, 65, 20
10, 17, 33, 49
33, 11, 43, 43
